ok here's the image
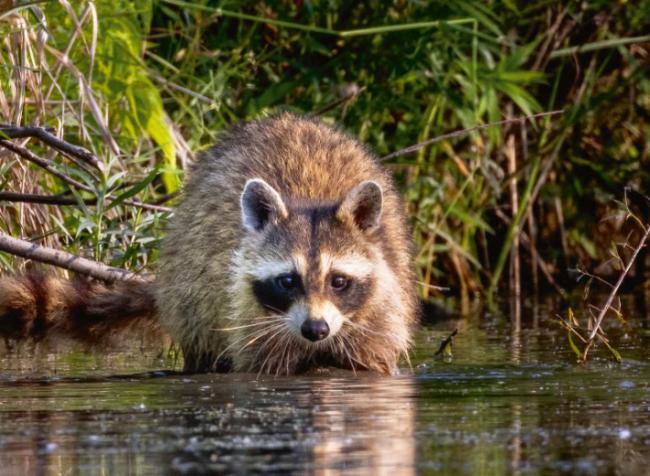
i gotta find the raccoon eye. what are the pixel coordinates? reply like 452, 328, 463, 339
275, 274, 298, 290
330, 274, 350, 291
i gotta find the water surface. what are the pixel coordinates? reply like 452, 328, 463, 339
1, 298, 649, 475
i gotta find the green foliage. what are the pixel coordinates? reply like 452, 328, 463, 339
1, 0, 649, 303
42, 0, 180, 192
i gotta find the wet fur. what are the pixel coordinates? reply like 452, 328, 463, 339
0, 114, 418, 374
0, 271, 157, 344
158, 113, 418, 374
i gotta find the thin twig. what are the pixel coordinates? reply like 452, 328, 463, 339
43, 44, 120, 154
555, 314, 588, 343
151, 74, 217, 105
0, 231, 144, 282
573, 266, 616, 289
0, 139, 93, 192
110, 199, 170, 213
505, 131, 521, 321
434, 329, 458, 356
312, 85, 365, 116
495, 209, 567, 297
549, 34, 650, 59
0, 140, 172, 212
588, 222, 650, 340
0, 192, 171, 210
417, 281, 451, 292
0, 125, 102, 170
0, 192, 96, 205
152, 191, 180, 205
380, 110, 564, 161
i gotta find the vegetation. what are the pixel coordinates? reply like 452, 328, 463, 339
1, 0, 649, 312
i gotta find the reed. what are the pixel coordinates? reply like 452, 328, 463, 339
0, 0, 648, 311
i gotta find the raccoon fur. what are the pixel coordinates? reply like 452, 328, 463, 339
0, 113, 419, 375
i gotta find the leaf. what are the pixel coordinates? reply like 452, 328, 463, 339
494, 81, 542, 116
126, 77, 180, 192
76, 218, 97, 238
568, 307, 578, 326
249, 80, 298, 111
455, 1, 502, 36
448, 204, 494, 233
134, 0, 153, 34
500, 41, 541, 70
495, 70, 544, 83
107, 168, 159, 210
597, 333, 623, 363
567, 328, 583, 361
434, 329, 458, 358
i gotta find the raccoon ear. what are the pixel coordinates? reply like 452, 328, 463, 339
337, 181, 383, 232
240, 178, 288, 232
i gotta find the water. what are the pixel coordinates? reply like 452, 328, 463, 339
1, 299, 649, 475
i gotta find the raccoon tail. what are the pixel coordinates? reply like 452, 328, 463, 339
0, 271, 159, 344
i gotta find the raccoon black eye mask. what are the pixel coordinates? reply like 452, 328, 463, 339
0, 113, 418, 375
251, 266, 373, 342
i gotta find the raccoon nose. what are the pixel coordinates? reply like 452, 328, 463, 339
301, 319, 330, 341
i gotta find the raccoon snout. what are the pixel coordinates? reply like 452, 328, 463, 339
300, 319, 330, 342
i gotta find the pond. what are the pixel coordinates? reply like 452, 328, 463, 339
0, 295, 649, 475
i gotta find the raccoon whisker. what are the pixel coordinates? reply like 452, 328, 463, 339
255, 327, 292, 377
258, 336, 281, 376
274, 341, 284, 377
342, 318, 385, 339
286, 335, 300, 375
237, 323, 287, 356
342, 325, 374, 347
402, 348, 414, 372
336, 329, 369, 370
277, 333, 296, 376
232, 313, 290, 320
327, 335, 335, 354
342, 332, 367, 372
342, 320, 393, 359
336, 333, 357, 375
214, 322, 286, 363
281, 334, 295, 376
274, 332, 292, 377
255, 328, 291, 370
213, 321, 277, 332
213, 316, 290, 332
247, 326, 292, 370
282, 333, 299, 376
285, 343, 292, 376
261, 304, 294, 320
331, 335, 342, 363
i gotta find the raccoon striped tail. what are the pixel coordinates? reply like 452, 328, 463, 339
0, 272, 158, 344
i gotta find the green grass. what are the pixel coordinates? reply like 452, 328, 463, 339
1, 0, 649, 305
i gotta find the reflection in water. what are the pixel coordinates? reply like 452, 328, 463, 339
299, 377, 416, 475
1, 294, 650, 474
0, 370, 417, 474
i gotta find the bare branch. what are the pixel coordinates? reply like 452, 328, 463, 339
0, 140, 172, 213
114, 199, 171, 213
152, 191, 180, 205
0, 139, 93, 192
0, 125, 102, 170
0, 192, 96, 205
495, 208, 567, 297
573, 266, 615, 289
0, 231, 145, 282
588, 222, 650, 340
416, 281, 450, 292
380, 110, 564, 161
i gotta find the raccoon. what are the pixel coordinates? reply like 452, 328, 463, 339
0, 114, 418, 374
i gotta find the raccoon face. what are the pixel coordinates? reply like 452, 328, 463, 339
240, 178, 383, 344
